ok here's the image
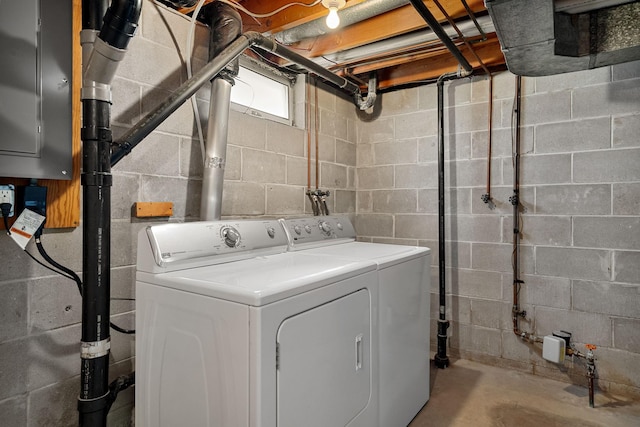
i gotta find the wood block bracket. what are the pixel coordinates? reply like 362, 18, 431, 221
133, 202, 174, 218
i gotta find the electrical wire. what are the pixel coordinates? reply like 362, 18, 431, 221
25, 249, 75, 281
186, 0, 208, 164
31, 237, 135, 334
35, 238, 83, 295
0, 203, 11, 235
216, 0, 322, 19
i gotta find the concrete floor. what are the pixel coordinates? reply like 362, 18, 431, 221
409, 359, 640, 427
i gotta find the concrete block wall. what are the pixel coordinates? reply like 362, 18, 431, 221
0, 2, 356, 425
355, 61, 640, 396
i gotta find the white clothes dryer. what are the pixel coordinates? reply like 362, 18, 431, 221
280, 216, 431, 427
135, 219, 379, 427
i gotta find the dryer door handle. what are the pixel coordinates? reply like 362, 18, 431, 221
355, 334, 363, 371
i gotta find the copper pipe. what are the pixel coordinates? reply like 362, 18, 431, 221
460, 0, 486, 40
485, 74, 493, 200
512, 75, 523, 337
314, 79, 319, 189
306, 77, 312, 191
432, 0, 494, 202
432, 0, 490, 75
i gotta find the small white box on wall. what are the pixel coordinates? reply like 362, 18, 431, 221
543, 335, 566, 363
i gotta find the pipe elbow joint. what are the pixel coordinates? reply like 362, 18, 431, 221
355, 73, 378, 110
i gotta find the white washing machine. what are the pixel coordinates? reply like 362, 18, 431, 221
135, 219, 379, 427
280, 216, 431, 427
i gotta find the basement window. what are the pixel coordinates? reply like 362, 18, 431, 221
230, 63, 293, 125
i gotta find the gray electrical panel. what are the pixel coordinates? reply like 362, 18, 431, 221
0, 0, 73, 180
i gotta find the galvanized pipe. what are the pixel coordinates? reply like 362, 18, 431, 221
111, 31, 372, 166
200, 78, 233, 220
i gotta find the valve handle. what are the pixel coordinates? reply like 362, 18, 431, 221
586, 344, 597, 351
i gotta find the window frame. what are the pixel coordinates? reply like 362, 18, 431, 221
229, 57, 296, 126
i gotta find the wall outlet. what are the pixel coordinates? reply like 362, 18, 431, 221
0, 184, 15, 217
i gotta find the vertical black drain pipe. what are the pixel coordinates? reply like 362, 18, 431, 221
434, 73, 452, 368
79, 1, 141, 425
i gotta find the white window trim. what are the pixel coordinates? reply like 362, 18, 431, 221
230, 57, 296, 126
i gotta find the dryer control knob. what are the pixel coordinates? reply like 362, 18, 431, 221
294, 225, 302, 235
267, 227, 276, 238
319, 221, 332, 235
222, 226, 241, 248
337, 222, 343, 230
304, 225, 312, 234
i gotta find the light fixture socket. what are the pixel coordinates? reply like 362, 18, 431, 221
321, 0, 346, 9
322, 0, 346, 29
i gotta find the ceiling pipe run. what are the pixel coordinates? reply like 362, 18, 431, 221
305, 15, 494, 69
111, 31, 375, 166
408, 0, 473, 74
275, 0, 410, 45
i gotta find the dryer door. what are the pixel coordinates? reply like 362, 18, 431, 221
276, 289, 371, 427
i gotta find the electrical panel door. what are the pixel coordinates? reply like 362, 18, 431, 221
0, 0, 73, 179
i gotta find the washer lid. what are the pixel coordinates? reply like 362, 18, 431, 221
137, 252, 377, 306
295, 241, 430, 269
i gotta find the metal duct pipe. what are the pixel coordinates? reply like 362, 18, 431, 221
308, 15, 494, 69
275, 0, 410, 45
201, 79, 233, 220
408, 0, 473, 74
199, 2, 242, 220
111, 31, 372, 165
80, 1, 141, 426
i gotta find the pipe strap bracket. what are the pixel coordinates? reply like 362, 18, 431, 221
81, 338, 111, 359
82, 172, 113, 187
77, 390, 111, 414
81, 126, 112, 143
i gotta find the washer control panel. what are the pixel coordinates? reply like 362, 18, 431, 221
140, 219, 288, 272
279, 216, 356, 250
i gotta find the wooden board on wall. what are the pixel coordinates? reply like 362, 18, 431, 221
0, 0, 81, 229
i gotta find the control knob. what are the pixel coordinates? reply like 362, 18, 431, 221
221, 226, 241, 248
294, 225, 302, 235
319, 221, 332, 236
267, 227, 276, 238
304, 225, 312, 234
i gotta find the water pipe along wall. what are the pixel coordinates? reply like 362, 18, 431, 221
0, 1, 638, 424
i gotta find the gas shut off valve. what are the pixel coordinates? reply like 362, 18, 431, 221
543, 330, 598, 407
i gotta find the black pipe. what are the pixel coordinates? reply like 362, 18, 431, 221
203, 2, 242, 74
434, 72, 459, 369
99, 0, 142, 49
79, 97, 113, 427
408, 0, 473, 73
111, 31, 367, 166
83, 0, 109, 31
80, 1, 141, 426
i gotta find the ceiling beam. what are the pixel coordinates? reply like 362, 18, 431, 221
284, 0, 486, 59
375, 34, 504, 89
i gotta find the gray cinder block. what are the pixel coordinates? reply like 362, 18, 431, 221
537, 247, 611, 281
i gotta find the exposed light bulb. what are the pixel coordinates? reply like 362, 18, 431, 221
326, 7, 340, 29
